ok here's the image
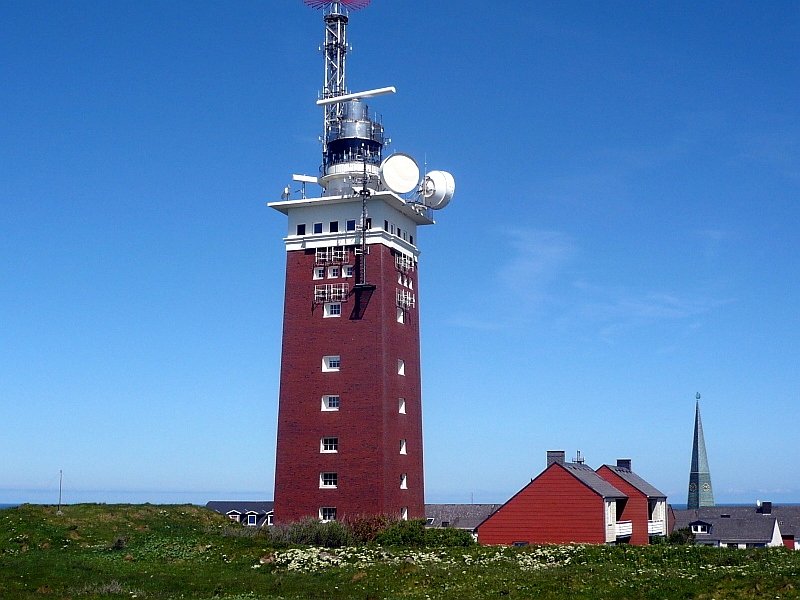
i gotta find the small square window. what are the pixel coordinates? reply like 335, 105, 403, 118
398, 397, 406, 414
313, 222, 323, 234
328, 266, 340, 278
410, 235, 414, 245
400, 439, 407, 454
397, 307, 405, 324
397, 359, 405, 376
329, 221, 339, 233
324, 302, 342, 318
384, 220, 389, 231
296, 223, 306, 235
320, 472, 338, 488
322, 355, 341, 371
246, 513, 258, 526
313, 267, 325, 280
426, 517, 435, 526
321, 437, 338, 453
343, 265, 354, 278
320, 507, 337, 522
322, 395, 340, 411
400, 473, 407, 489
346, 219, 356, 231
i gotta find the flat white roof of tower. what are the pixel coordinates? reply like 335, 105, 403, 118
268, 190, 435, 226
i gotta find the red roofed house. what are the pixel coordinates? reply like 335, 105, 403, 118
477, 451, 632, 546
596, 459, 668, 545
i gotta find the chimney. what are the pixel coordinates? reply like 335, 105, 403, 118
616, 458, 632, 471
547, 450, 565, 466
759, 501, 772, 515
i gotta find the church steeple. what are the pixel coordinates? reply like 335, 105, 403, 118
687, 394, 714, 508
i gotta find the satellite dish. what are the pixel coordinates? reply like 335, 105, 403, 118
380, 153, 420, 195
422, 170, 455, 209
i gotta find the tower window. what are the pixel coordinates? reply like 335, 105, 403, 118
322, 395, 340, 411
343, 265, 354, 278
296, 223, 306, 235
397, 359, 405, 376
323, 302, 342, 318
401, 507, 408, 521
321, 437, 338, 453
328, 266, 340, 278
400, 439, 407, 454
398, 397, 406, 414
410, 235, 414, 245
313, 222, 323, 234
329, 221, 339, 233
400, 473, 407, 489
320, 472, 338, 488
322, 356, 341, 372
391, 224, 396, 235
397, 307, 405, 324
346, 219, 356, 231
320, 507, 337, 522
313, 267, 325, 280
384, 220, 389, 231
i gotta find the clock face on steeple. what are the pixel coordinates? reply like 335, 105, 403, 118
689, 482, 697, 492
702, 483, 711, 491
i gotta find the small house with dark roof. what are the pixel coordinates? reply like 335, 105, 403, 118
673, 502, 800, 549
425, 504, 502, 533
206, 501, 274, 528
596, 459, 668, 545
476, 451, 633, 545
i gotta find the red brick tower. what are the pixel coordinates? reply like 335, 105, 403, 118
269, 0, 454, 524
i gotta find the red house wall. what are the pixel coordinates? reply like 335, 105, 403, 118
477, 463, 607, 545
273, 243, 424, 523
595, 466, 650, 546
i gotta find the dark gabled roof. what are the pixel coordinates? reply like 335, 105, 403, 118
600, 465, 666, 498
205, 501, 274, 515
673, 505, 800, 542
561, 462, 627, 499
425, 504, 502, 531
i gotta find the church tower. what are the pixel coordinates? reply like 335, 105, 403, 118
687, 394, 714, 509
269, 0, 454, 524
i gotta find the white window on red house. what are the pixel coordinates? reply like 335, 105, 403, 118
322, 355, 340, 371
321, 437, 338, 453
320, 507, 337, 522
398, 397, 406, 414
320, 472, 338, 488
324, 302, 342, 318
322, 395, 340, 411
313, 267, 325, 280
400, 473, 407, 489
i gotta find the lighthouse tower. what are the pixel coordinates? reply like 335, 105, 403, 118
269, 0, 454, 524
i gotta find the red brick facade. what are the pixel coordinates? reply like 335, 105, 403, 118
273, 243, 425, 523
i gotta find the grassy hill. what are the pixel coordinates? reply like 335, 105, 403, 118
1, 503, 799, 599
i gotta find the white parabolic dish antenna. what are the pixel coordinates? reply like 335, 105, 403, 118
422, 170, 455, 209
380, 153, 420, 195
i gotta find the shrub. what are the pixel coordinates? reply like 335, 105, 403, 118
667, 528, 696, 545
373, 520, 426, 547
423, 526, 475, 547
269, 518, 354, 548
342, 514, 394, 544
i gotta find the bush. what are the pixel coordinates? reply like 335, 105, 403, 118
373, 519, 426, 547
667, 528, 695, 545
423, 526, 475, 547
342, 514, 394, 544
268, 518, 354, 548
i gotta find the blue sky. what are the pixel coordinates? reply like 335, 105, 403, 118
1, 0, 798, 506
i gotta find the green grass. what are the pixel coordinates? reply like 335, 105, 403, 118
2, 504, 800, 599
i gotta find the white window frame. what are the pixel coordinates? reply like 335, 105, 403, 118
346, 219, 356, 232
313, 266, 325, 280
398, 397, 406, 414
400, 439, 407, 455
313, 222, 323, 234
324, 302, 342, 318
321, 395, 340, 411
320, 472, 338, 489
246, 513, 258, 526
321, 437, 338, 453
343, 265, 354, 278
322, 355, 341, 372
397, 359, 405, 376
328, 265, 340, 278
227, 512, 241, 523
397, 307, 405, 324
691, 523, 709, 534
401, 507, 409, 521
400, 473, 408, 489
320, 507, 336, 522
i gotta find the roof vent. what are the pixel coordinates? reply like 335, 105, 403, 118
616, 458, 632, 471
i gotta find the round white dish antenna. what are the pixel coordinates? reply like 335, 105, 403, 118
380, 153, 420, 195
422, 170, 455, 209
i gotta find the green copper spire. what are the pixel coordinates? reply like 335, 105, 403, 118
687, 394, 714, 508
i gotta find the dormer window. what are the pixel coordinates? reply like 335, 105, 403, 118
691, 523, 709, 534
